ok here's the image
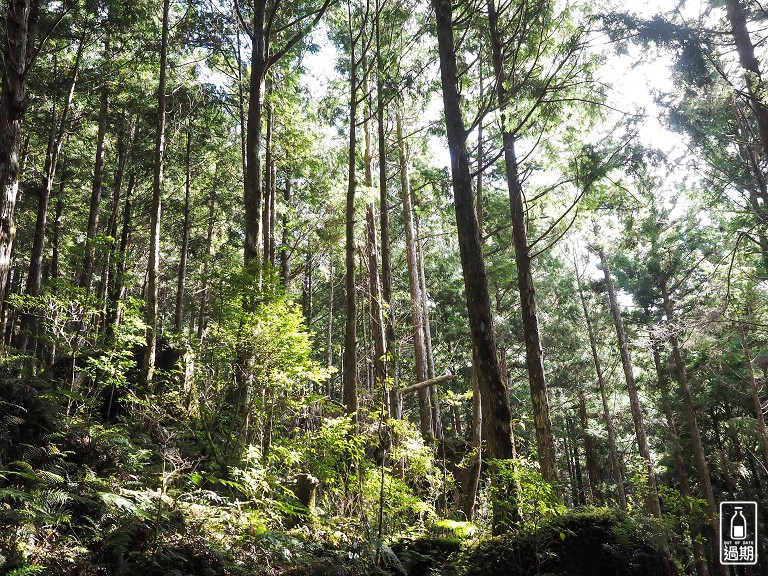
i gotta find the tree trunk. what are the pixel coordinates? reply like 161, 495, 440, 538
0, 0, 41, 300
396, 110, 433, 440
343, 12, 358, 417
174, 128, 192, 333
599, 248, 660, 517
80, 39, 109, 293
577, 391, 599, 504
576, 265, 627, 509
432, 0, 517, 530
21, 36, 82, 352
326, 255, 335, 398
50, 173, 65, 282
280, 176, 291, 288
106, 174, 134, 338
244, 1, 267, 275
651, 338, 709, 576
463, 363, 482, 520
196, 180, 217, 340
141, 0, 170, 388
366, 205, 387, 397
724, 0, 768, 164
263, 80, 273, 267
660, 279, 720, 553
417, 214, 442, 439
744, 325, 768, 470
488, 0, 557, 484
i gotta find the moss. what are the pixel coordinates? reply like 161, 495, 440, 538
462, 508, 679, 576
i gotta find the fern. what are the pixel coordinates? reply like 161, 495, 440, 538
7, 566, 45, 576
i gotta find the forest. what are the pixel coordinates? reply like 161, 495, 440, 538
1, 0, 767, 574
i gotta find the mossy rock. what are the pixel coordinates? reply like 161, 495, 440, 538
463, 508, 679, 576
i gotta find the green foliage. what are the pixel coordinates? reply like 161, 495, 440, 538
463, 508, 679, 576
490, 458, 565, 531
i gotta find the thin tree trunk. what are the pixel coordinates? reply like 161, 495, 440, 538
416, 214, 442, 439
488, 0, 557, 484
280, 176, 291, 288
577, 391, 599, 504
196, 180, 216, 340
174, 128, 192, 333
263, 80, 273, 267
576, 268, 627, 509
660, 279, 721, 558
366, 205, 387, 395
396, 110, 433, 440
743, 323, 768, 471
0, 0, 41, 300
326, 255, 335, 398
141, 0, 170, 388
432, 0, 517, 530
101, 124, 130, 333
651, 338, 708, 576
80, 39, 109, 293
375, 0, 398, 418
463, 363, 482, 520
50, 173, 65, 282
106, 174, 134, 338
599, 248, 660, 517
343, 7, 358, 417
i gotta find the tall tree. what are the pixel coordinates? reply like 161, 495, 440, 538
0, 0, 42, 299
242, 0, 332, 275
432, 0, 516, 530
141, 0, 171, 387
598, 246, 661, 517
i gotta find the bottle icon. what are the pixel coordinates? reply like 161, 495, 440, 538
731, 507, 748, 540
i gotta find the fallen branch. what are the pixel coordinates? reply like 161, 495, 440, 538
400, 371, 454, 394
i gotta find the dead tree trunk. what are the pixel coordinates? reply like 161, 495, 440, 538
396, 110, 433, 440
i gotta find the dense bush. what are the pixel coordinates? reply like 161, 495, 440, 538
463, 508, 680, 576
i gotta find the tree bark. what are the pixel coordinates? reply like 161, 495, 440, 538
0, 0, 41, 300
487, 0, 557, 484
575, 271, 626, 509
174, 128, 192, 332
599, 248, 660, 516
141, 0, 170, 388
396, 110, 433, 440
